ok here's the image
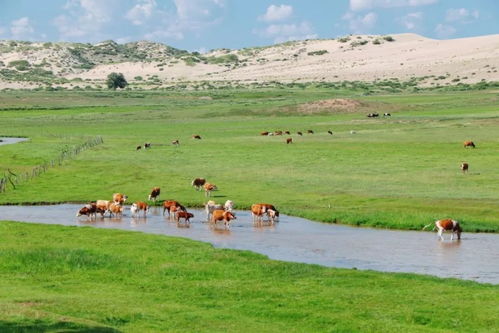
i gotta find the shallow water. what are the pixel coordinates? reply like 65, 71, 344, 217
0, 137, 29, 146
0, 204, 498, 284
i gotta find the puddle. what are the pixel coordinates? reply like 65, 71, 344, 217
0, 137, 29, 146
0, 204, 498, 284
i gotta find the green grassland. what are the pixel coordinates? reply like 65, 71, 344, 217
1, 88, 499, 231
0, 221, 498, 332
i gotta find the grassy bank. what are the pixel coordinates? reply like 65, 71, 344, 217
0, 221, 498, 332
1, 89, 499, 231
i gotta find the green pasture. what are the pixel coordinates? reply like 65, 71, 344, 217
1, 88, 499, 231
0, 221, 497, 332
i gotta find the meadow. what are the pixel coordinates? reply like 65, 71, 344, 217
1, 88, 499, 231
0, 221, 498, 332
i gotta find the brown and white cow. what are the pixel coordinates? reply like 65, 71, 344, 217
210, 209, 237, 229
461, 162, 469, 174
172, 139, 180, 146
205, 200, 223, 221
251, 203, 279, 224
112, 193, 128, 205
463, 141, 475, 148
162, 200, 186, 217
192, 135, 202, 140
204, 183, 218, 197
191, 178, 206, 191
76, 203, 103, 218
176, 211, 194, 225
109, 203, 124, 217
96, 200, 112, 216
223, 200, 234, 212
131, 201, 148, 217
148, 187, 161, 202
424, 219, 462, 241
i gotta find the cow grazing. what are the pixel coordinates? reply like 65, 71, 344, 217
204, 183, 218, 197
260, 131, 269, 136
172, 140, 180, 146
274, 130, 283, 136
307, 130, 314, 134
284, 131, 291, 135
176, 211, 194, 225
433, 219, 462, 241
224, 200, 234, 212
136, 145, 142, 151
162, 200, 185, 217
205, 200, 223, 221
383, 113, 391, 117
463, 141, 475, 148
144, 143, 151, 149
461, 162, 469, 174
327, 130, 333, 135
210, 209, 237, 229
367, 113, 379, 118
109, 203, 123, 217
297, 131, 303, 136
112, 193, 128, 205
192, 135, 202, 140
191, 178, 206, 191
286, 138, 293, 144
131, 201, 148, 217
148, 187, 161, 202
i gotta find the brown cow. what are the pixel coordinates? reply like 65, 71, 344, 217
112, 193, 128, 205
274, 130, 283, 136
172, 140, 180, 146
76, 202, 103, 218
260, 131, 269, 136
191, 178, 206, 191
193, 135, 202, 140
463, 141, 475, 148
204, 183, 218, 197
131, 201, 148, 217
163, 200, 186, 217
136, 145, 142, 151
297, 131, 303, 136
284, 131, 291, 135
286, 138, 293, 144
251, 203, 279, 223
148, 187, 161, 202
210, 209, 236, 229
176, 211, 194, 225
327, 130, 333, 135
461, 162, 469, 174
307, 130, 314, 134
96, 200, 112, 216
109, 203, 123, 217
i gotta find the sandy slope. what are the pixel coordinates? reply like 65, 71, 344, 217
0, 33, 498, 89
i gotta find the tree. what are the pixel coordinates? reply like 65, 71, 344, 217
106, 72, 128, 90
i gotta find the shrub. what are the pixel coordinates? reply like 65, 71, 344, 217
8, 60, 30, 71
383, 36, 395, 42
307, 50, 328, 56
372, 39, 381, 45
106, 72, 128, 90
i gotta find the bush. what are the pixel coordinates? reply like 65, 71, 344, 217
8, 60, 30, 71
383, 36, 395, 42
106, 72, 128, 90
307, 50, 328, 56
372, 39, 381, 45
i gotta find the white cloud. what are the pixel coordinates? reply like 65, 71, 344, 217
435, 23, 456, 38
446, 8, 479, 22
259, 4, 293, 22
257, 21, 317, 43
350, 0, 437, 11
342, 11, 378, 33
10, 17, 34, 40
125, 0, 156, 26
398, 11, 422, 30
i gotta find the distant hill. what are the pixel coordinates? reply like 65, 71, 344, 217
0, 33, 498, 90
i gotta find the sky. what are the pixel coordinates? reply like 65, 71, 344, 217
0, 0, 497, 51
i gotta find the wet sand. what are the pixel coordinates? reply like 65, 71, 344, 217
0, 204, 498, 284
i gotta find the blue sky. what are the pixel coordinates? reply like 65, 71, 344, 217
0, 0, 497, 51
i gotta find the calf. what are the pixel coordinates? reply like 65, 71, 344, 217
192, 135, 202, 140
176, 211, 194, 225
148, 187, 161, 202
210, 209, 237, 229
463, 141, 475, 148
204, 183, 218, 197
286, 138, 293, 144
461, 162, 469, 174
131, 201, 148, 217
191, 178, 206, 191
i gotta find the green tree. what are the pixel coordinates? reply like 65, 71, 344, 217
106, 72, 128, 90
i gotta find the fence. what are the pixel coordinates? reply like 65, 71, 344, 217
0, 136, 103, 193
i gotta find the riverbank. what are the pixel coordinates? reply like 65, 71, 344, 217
0, 220, 497, 332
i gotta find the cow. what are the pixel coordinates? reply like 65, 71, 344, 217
191, 178, 206, 191
162, 200, 185, 217
96, 200, 112, 216
463, 141, 475, 148
367, 113, 379, 118
148, 187, 161, 202
76, 203, 103, 218
224, 200, 234, 212
172, 140, 180, 146
251, 203, 279, 224
205, 200, 223, 221
327, 130, 333, 135
260, 131, 269, 136
350, 130, 356, 134
383, 113, 391, 117
109, 202, 123, 217
192, 135, 202, 140
307, 130, 314, 134
144, 143, 151, 149
176, 211, 194, 225
284, 131, 291, 135
461, 162, 469, 174
274, 130, 283, 136
136, 145, 142, 151
297, 131, 303, 136
112, 193, 128, 205
204, 183, 218, 197
210, 209, 237, 229
424, 219, 462, 241
131, 201, 148, 217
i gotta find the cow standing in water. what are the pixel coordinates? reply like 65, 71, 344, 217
424, 219, 462, 241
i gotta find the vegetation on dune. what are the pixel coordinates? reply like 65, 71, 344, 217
1, 89, 499, 232
0, 221, 497, 332
106, 72, 128, 90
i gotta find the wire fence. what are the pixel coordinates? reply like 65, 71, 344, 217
0, 136, 103, 193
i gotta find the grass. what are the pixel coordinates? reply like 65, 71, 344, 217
1, 88, 499, 232
0, 221, 498, 332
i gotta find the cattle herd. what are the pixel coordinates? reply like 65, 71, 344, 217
76, 179, 279, 229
